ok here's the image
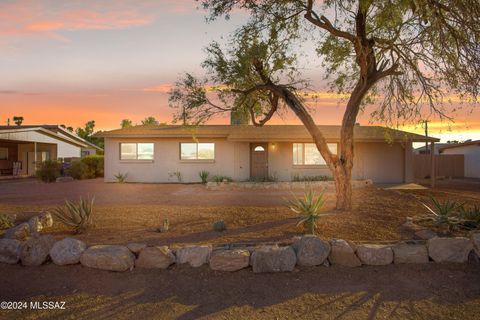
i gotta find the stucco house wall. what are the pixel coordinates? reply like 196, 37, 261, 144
442, 144, 480, 178
104, 137, 411, 183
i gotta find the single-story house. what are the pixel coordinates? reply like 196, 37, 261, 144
414, 143, 453, 155
97, 125, 438, 184
0, 125, 103, 176
439, 140, 480, 178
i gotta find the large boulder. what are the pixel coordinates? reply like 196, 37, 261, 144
356, 244, 393, 265
427, 237, 473, 263
4, 223, 30, 241
292, 235, 330, 266
209, 249, 250, 272
329, 239, 362, 267
20, 235, 55, 266
251, 245, 296, 273
80, 245, 135, 272
414, 229, 438, 240
39, 212, 53, 228
472, 233, 480, 257
49, 238, 87, 265
127, 243, 147, 255
135, 246, 175, 269
175, 245, 212, 267
0, 239, 22, 264
392, 242, 429, 264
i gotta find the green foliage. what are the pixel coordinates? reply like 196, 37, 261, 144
287, 190, 327, 235
213, 219, 226, 232
114, 172, 128, 183
212, 175, 233, 183
292, 174, 332, 182
458, 205, 480, 230
81, 155, 104, 177
421, 196, 464, 231
13, 115, 24, 126
169, 170, 183, 182
0, 214, 15, 230
75, 120, 104, 149
67, 161, 90, 180
199, 170, 210, 184
36, 160, 62, 183
156, 218, 169, 233
52, 197, 94, 234
120, 119, 133, 128
248, 175, 277, 182
141, 116, 159, 125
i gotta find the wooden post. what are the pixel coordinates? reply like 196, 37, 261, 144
34, 142, 37, 175
430, 141, 435, 188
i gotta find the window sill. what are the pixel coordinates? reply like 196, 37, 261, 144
119, 160, 154, 163
292, 165, 328, 169
179, 160, 215, 164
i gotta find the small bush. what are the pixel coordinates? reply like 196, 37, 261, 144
212, 175, 233, 183
458, 205, 480, 230
292, 174, 332, 182
0, 214, 15, 230
52, 197, 94, 234
213, 220, 226, 232
114, 172, 128, 183
67, 160, 90, 180
421, 196, 463, 230
199, 170, 210, 184
156, 218, 169, 233
287, 190, 328, 235
36, 160, 62, 182
82, 155, 104, 177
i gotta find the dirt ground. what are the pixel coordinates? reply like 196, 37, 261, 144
0, 178, 479, 246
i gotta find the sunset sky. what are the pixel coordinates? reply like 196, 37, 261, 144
1, 0, 479, 143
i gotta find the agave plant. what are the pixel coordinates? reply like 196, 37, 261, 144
287, 190, 328, 235
199, 170, 210, 184
458, 205, 480, 230
52, 197, 95, 234
421, 196, 463, 231
0, 214, 15, 230
114, 172, 128, 183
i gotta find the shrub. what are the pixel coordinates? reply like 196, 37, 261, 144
156, 218, 169, 233
81, 155, 104, 177
213, 220, 226, 232
67, 160, 90, 180
458, 205, 480, 230
0, 214, 15, 230
287, 190, 328, 235
212, 175, 233, 183
52, 197, 94, 234
248, 175, 277, 182
199, 170, 210, 184
420, 196, 464, 231
292, 174, 332, 182
36, 160, 62, 182
114, 172, 128, 183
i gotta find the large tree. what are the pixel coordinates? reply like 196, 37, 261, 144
169, 0, 479, 210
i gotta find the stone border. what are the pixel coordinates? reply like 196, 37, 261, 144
1, 233, 479, 272
206, 179, 373, 191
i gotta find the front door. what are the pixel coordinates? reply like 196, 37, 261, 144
250, 143, 268, 180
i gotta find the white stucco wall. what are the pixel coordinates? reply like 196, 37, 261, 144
442, 145, 480, 178
104, 137, 410, 183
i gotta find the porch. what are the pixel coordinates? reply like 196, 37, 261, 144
0, 140, 57, 176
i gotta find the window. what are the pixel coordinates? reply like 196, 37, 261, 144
120, 143, 154, 160
292, 143, 337, 165
180, 143, 215, 160
0, 147, 7, 160
254, 146, 265, 152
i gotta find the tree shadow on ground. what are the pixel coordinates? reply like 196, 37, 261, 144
1, 262, 479, 320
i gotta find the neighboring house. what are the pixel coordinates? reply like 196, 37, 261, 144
414, 143, 453, 155
97, 125, 438, 184
0, 125, 103, 176
439, 140, 480, 178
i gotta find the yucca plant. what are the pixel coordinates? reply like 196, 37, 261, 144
287, 190, 328, 235
114, 172, 128, 183
421, 196, 463, 231
52, 197, 95, 234
0, 214, 15, 230
458, 205, 480, 230
199, 171, 210, 184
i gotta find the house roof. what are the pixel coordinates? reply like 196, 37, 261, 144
439, 140, 480, 151
0, 125, 103, 150
95, 125, 439, 142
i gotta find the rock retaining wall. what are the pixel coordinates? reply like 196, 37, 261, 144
1, 234, 479, 273
206, 179, 373, 191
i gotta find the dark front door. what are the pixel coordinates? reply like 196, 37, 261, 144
250, 143, 268, 180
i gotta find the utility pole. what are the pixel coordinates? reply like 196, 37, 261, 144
423, 120, 430, 154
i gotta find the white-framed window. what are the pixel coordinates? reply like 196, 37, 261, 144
180, 143, 215, 160
0, 147, 7, 160
120, 143, 154, 160
292, 143, 337, 165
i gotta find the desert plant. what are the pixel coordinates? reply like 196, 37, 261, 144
287, 190, 327, 235
0, 214, 15, 230
114, 172, 128, 183
458, 205, 480, 230
67, 160, 89, 180
421, 196, 463, 230
292, 174, 332, 182
36, 160, 62, 182
52, 197, 94, 234
212, 175, 233, 183
81, 155, 104, 177
213, 219, 226, 232
156, 218, 169, 233
199, 170, 210, 184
